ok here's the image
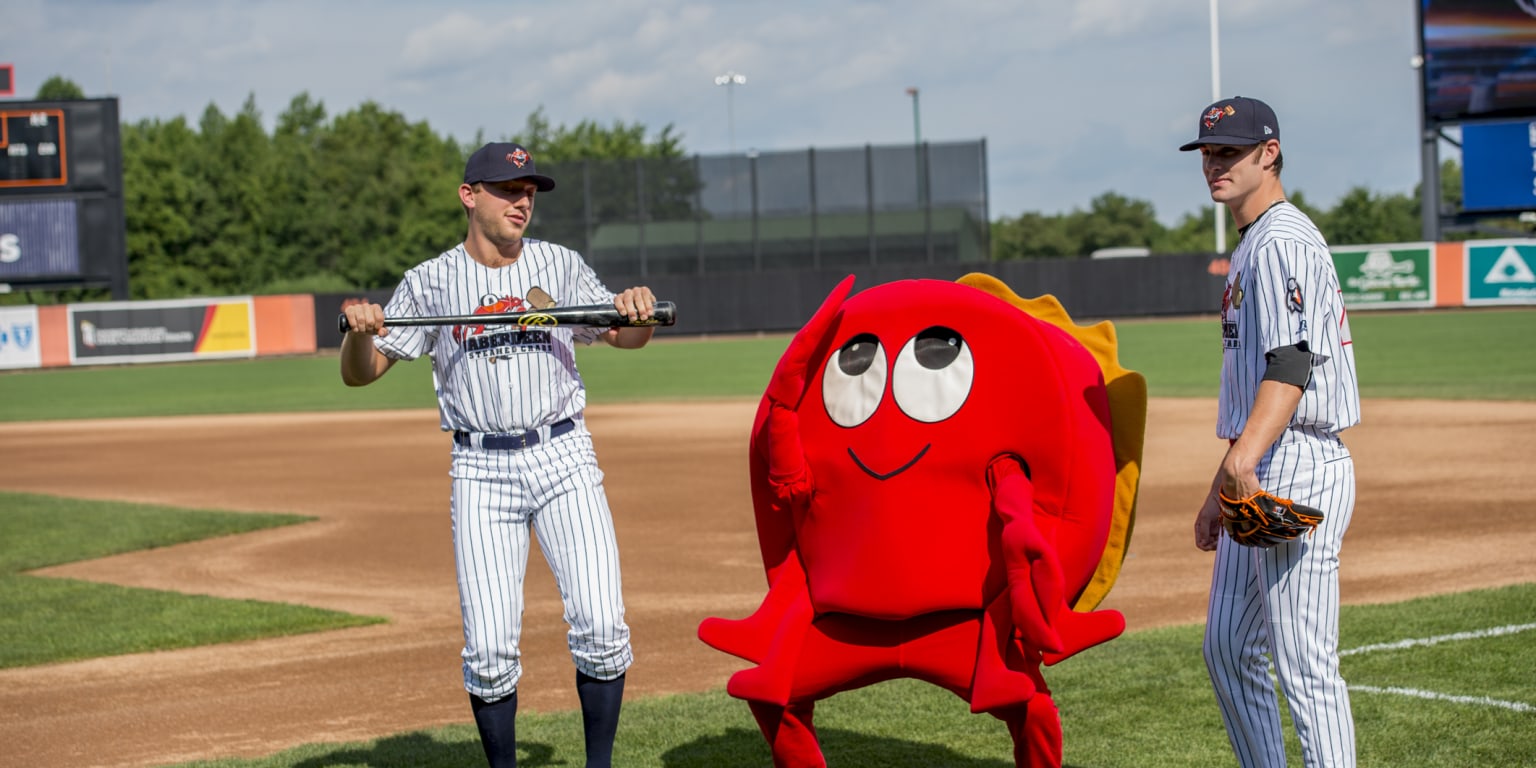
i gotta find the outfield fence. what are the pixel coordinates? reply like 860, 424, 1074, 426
2, 239, 1532, 369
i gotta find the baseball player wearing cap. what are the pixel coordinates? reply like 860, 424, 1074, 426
1181, 97, 1362, 768
341, 142, 658, 768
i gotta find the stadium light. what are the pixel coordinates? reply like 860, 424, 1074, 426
714, 70, 747, 153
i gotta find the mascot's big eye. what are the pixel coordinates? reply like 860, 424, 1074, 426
823, 333, 887, 427
891, 326, 972, 422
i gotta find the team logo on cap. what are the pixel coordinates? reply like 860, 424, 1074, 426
507, 148, 530, 168
1203, 105, 1236, 129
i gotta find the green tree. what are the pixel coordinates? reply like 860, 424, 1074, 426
121, 116, 204, 298
991, 192, 1162, 259
991, 211, 1078, 259
179, 96, 275, 293
1316, 187, 1420, 246
1156, 206, 1218, 254
310, 101, 465, 288
35, 76, 85, 100
1070, 192, 1163, 254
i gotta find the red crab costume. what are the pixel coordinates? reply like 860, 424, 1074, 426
698, 273, 1146, 767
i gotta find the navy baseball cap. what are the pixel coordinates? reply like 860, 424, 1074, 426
463, 142, 556, 191
1178, 96, 1279, 151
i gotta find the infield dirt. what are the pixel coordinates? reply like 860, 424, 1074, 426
1, 398, 1533, 768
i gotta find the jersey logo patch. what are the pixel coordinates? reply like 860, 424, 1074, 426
1221, 271, 1242, 349
1286, 278, 1304, 314
452, 294, 553, 360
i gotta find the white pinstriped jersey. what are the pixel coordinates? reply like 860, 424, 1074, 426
1217, 202, 1360, 439
374, 240, 616, 434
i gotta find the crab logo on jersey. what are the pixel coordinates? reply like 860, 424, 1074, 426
453, 295, 552, 359
452, 295, 525, 342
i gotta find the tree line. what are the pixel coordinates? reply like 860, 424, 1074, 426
17, 76, 1526, 301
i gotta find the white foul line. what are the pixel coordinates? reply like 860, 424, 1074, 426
1339, 622, 1536, 657
1348, 685, 1535, 714
1341, 622, 1536, 714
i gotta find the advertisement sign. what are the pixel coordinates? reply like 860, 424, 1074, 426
0, 199, 80, 277
68, 297, 256, 365
1462, 120, 1536, 212
0, 305, 41, 369
1332, 243, 1436, 309
1465, 239, 1536, 305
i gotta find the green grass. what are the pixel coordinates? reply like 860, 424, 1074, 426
1113, 307, 1536, 399
166, 584, 1536, 768
0, 491, 383, 669
0, 307, 1531, 422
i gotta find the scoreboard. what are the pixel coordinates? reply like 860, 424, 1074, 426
0, 98, 127, 297
1, 108, 68, 187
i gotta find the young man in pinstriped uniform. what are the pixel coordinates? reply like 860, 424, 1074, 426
1181, 97, 1362, 767
340, 142, 658, 768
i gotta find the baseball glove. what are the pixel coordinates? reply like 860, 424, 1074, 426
1217, 490, 1325, 548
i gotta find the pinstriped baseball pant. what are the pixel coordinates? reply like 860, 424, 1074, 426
1204, 431, 1357, 768
450, 426, 633, 702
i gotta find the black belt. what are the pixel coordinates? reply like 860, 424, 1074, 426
454, 417, 577, 451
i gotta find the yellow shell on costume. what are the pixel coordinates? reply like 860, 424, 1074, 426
957, 272, 1147, 612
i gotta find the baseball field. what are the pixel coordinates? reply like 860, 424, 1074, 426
1, 308, 1533, 767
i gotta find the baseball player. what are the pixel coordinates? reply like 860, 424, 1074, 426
1180, 97, 1362, 767
340, 142, 658, 768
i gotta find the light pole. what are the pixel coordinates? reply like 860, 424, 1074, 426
714, 70, 747, 153
1209, 0, 1226, 254
906, 87, 925, 206
905, 86, 922, 146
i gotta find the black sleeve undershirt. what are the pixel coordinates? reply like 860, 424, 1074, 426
1263, 342, 1312, 387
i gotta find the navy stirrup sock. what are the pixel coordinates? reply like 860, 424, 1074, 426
470, 691, 518, 768
576, 671, 626, 768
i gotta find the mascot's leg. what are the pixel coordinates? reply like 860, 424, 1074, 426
969, 597, 1038, 713
1000, 689, 1063, 768
749, 700, 825, 768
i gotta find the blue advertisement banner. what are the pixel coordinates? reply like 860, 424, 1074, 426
1462, 121, 1536, 213
0, 199, 80, 277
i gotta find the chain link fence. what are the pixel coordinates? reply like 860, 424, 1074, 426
532, 140, 991, 276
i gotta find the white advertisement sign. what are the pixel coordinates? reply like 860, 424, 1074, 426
0, 305, 41, 369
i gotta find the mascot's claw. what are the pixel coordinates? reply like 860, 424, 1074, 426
1042, 607, 1125, 666
763, 275, 855, 411
765, 404, 812, 501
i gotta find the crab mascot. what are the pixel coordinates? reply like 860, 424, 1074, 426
698, 273, 1146, 767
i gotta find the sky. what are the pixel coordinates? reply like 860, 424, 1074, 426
1, 0, 1435, 226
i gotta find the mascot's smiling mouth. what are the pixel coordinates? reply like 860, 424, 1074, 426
847, 445, 931, 480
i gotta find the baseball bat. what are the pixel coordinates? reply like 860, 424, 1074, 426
338, 301, 676, 334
